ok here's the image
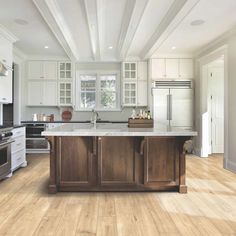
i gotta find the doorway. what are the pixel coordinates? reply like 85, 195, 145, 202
207, 57, 224, 155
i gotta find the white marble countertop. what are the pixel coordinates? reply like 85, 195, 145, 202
42, 123, 197, 137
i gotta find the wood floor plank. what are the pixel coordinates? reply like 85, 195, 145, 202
0, 154, 235, 236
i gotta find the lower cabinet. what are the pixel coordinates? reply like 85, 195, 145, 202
58, 137, 96, 187
54, 136, 182, 191
143, 137, 179, 188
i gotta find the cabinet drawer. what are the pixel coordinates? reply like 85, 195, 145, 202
12, 136, 25, 153
12, 149, 25, 171
12, 127, 25, 138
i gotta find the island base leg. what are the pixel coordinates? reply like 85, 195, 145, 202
48, 185, 57, 194
179, 185, 187, 193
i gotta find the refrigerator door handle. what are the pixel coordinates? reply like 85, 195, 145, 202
169, 94, 172, 120
167, 94, 170, 120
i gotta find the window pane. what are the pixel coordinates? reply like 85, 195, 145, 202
100, 75, 116, 91
60, 63, 65, 70
81, 92, 95, 108
80, 75, 96, 91
100, 91, 116, 108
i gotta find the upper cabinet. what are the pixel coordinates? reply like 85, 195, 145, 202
150, 58, 193, 79
59, 62, 72, 80
0, 35, 13, 103
123, 62, 137, 80
122, 61, 147, 107
27, 61, 57, 80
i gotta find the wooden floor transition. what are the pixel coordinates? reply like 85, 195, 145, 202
0, 154, 236, 236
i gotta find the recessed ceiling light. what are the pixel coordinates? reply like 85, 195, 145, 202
14, 18, 28, 25
108, 46, 113, 49
190, 19, 205, 26
171, 46, 176, 50
44, 46, 49, 49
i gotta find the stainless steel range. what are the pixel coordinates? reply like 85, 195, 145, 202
0, 127, 14, 180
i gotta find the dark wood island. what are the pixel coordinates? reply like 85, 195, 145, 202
42, 123, 197, 194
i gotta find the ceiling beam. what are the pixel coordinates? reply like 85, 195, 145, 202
33, 0, 79, 61
140, 0, 200, 59
82, 0, 100, 61
117, 0, 149, 60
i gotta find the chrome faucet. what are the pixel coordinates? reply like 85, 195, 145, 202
91, 109, 100, 125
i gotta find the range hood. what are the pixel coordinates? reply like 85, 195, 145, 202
0, 62, 8, 76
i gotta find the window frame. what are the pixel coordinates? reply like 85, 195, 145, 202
75, 70, 121, 111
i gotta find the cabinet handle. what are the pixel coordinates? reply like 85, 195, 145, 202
17, 143, 22, 146
2, 98, 6, 100
17, 157, 22, 161
140, 139, 146, 155
2, 59, 6, 63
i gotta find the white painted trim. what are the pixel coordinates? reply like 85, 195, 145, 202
141, 0, 200, 59
197, 47, 228, 167
0, 24, 18, 43
13, 47, 27, 61
118, 0, 149, 60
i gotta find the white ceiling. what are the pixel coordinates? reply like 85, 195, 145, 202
0, 0, 236, 60
0, 0, 66, 57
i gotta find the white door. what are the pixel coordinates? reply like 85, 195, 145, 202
179, 59, 193, 79
170, 88, 193, 127
137, 80, 147, 106
152, 89, 169, 125
44, 61, 58, 80
209, 67, 224, 153
0, 71, 12, 103
27, 61, 43, 79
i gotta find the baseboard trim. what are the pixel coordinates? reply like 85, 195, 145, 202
225, 160, 236, 173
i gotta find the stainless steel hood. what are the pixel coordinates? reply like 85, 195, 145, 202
0, 62, 8, 76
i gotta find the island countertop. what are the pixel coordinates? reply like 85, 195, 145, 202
42, 123, 197, 137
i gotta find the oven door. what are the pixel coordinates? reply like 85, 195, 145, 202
0, 140, 13, 180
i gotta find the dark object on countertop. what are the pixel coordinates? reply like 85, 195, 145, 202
128, 118, 154, 128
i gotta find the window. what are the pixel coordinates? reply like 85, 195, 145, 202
76, 71, 120, 110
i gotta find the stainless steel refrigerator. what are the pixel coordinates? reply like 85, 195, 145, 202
152, 80, 193, 128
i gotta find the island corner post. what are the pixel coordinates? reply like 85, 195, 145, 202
46, 135, 190, 194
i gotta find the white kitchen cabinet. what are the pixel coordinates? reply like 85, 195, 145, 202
0, 35, 13, 67
0, 35, 13, 103
166, 59, 179, 78
151, 59, 166, 78
123, 62, 137, 80
137, 61, 147, 81
59, 82, 72, 106
123, 82, 137, 106
179, 59, 193, 78
27, 61, 57, 80
137, 80, 147, 106
28, 81, 57, 106
11, 127, 27, 172
150, 58, 193, 79
59, 62, 72, 79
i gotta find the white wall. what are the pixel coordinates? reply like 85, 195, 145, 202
194, 29, 236, 173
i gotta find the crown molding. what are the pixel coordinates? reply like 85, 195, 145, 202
140, 0, 200, 59
117, 0, 149, 60
0, 24, 18, 43
13, 46, 27, 62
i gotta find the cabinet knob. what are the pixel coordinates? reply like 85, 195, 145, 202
2, 59, 6, 63
2, 98, 6, 100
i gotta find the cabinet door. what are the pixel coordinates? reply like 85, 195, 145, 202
59, 82, 72, 106
27, 61, 43, 79
0, 36, 12, 67
44, 61, 57, 80
166, 59, 178, 78
98, 137, 136, 186
0, 70, 12, 103
43, 81, 57, 106
144, 137, 178, 187
123, 62, 137, 79
123, 82, 137, 106
59, 137, 95, 187
27, 81, 43, 105
179, 59, 193, 78
138, 61, 147, 81
151, 59, 166, 78
137, 80, 147, 106
59, 62, 72, 79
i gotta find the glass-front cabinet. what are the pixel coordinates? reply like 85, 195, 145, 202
123, 62, 137, 79
59, 62, 72, 79
123, 82, 137, 106
59, 82, 72, 106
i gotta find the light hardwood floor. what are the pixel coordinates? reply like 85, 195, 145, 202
0, 154, 236, 236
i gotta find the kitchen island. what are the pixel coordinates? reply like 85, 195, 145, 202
42, 123, 197, 194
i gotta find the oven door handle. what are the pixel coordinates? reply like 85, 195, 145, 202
0, 140, 15, 147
